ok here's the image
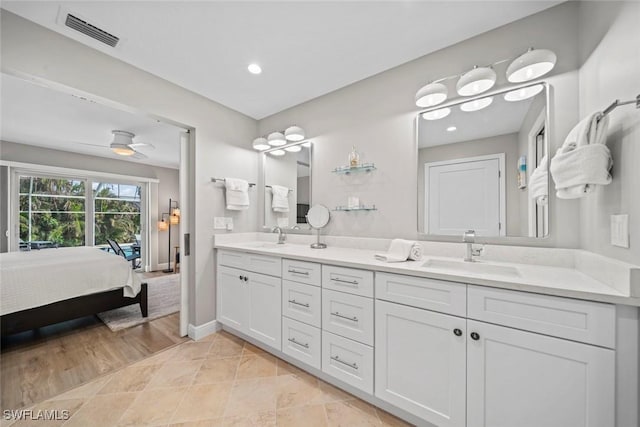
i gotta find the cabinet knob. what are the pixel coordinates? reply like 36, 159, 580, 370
470, 332, 480, 341
243, 276, 248, 282
453, 328, 463, 337
239, 275, 243, 281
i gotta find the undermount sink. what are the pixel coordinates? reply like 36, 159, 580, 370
422, 258, 521, 277
244, 242, 288, 249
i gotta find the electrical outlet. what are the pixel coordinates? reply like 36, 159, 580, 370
214, 217, 227, 229
610, 214, 629, 248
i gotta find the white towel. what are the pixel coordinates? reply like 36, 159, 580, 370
225, 178, 250, 210
375, 239, 423, 263
271, 185, 290, 213
550, 112, 612, 199
528, 155, 548, 206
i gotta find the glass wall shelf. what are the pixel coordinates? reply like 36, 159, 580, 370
332, 163, 376, 174
333, 205, 377, 212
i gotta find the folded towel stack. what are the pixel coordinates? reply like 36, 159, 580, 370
550, 112, 612, 199
225, 178, 250, 210
528, 154, 549, 206
271, 185, 290, 213
374, 239, 423, 263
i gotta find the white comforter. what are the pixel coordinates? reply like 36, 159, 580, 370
0, 247, 142, 315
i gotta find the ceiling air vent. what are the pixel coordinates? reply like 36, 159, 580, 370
65, 14, 119, 47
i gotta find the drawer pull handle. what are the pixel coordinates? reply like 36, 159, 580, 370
288, 299, 310, 308
287, 337, 309, 349
331, 277, 359, 285
470, 332, 480, 341
288, 269, 309, 276
331, 312, 358, 322
331, 355, 358, 370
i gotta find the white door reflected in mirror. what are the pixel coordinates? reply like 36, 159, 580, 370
306, 204, 330, 249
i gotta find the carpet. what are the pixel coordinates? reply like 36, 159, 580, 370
98, 274, 181, 331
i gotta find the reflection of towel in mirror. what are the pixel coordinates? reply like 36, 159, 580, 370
374, 239, 423, 263
225, 178, 250, 210
271, 185, 290, 213
529, 155, 548, 206
550, 112, 611, 199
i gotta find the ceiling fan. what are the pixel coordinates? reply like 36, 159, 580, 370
79, 130, 155, 159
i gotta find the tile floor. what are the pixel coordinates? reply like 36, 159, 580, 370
5, 330, 412, 427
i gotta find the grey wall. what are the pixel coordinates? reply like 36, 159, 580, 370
418, 133, 522, 235
0, 140, 179, 266
1, 10, 259, 327
258, 2, 582, 247
0, 166, 8, 253
577, 1, 640, 264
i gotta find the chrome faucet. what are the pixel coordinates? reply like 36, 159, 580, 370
462, 230, 483, 262
271, 226, 286, 244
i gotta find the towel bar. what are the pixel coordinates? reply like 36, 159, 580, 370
211, 177, 256, 187
598, 94, 640, 121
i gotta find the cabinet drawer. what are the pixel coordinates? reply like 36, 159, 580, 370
376, 272, 467, 317
467, 286, 616, 348
322, 265, 374, 297
322, 289, 374, 346
283, 259, 321, 286
218, 250, 281, 277
283, 280, 321, 328
322, 331, 373, 394
282, 317, 321, 370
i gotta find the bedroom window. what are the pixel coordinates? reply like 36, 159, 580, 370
93, 182, 142, 246
19, 176, 86, 247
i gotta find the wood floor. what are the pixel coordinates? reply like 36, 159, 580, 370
0, 271, 187, 411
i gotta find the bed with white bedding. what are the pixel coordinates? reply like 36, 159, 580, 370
0, 246, 146, 335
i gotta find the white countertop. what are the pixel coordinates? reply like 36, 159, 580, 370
213, 233, 640, 306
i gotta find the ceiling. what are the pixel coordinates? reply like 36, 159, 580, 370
418, 91, 539, 148
1, 73, 182, 169
2, 1, 561, 119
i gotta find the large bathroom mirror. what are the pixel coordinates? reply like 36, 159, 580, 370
262, 141, 312, 229
417, 83, 549, 239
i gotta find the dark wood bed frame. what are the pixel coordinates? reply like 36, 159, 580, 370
1, 283, 148, 336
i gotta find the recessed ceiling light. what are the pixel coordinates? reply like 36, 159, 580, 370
446, 126, 457, 132
248, 63, 262, 74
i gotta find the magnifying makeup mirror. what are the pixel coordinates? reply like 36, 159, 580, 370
306, 204, 330, 249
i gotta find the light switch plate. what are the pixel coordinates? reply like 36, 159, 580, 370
225, 217, 234, 231
214, 217, 227, 229
610, 214, 629, 248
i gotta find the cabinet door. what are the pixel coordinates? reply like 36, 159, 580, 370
375, 300, 466, 427
246, 271, 282, 350
217, 265, 247, 331
467, 320, 615, 427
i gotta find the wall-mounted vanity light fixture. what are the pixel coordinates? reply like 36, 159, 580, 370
253, 126, 307, 151
414, 47, 556, 113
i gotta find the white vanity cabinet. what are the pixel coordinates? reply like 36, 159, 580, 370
375, 299, 467, 427
217, 251, 282, 351
375, 272, 616, 427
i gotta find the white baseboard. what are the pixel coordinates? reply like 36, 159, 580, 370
188, 319, 221, 341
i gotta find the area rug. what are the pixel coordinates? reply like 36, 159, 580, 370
97, 274, 180, 331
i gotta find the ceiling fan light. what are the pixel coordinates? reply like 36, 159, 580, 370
504, 84, 544, 102
415, 82, 448, 107
460, 96, 493, 112
110, 130, 136, 156
421, 107, 451, 121
267, 132, 286, 146
506, 48, 556, 83
284, 126, 305, 142
252, 137, 270, 151
456, 66, 496, 96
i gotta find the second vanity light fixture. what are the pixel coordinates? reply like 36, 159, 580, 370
415, 47, 557, 113
252, 125, 306, 151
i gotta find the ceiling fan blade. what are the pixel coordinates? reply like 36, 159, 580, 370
129, 142, 155, 150
76, 142, 108, 149
131, 151, 148, 160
